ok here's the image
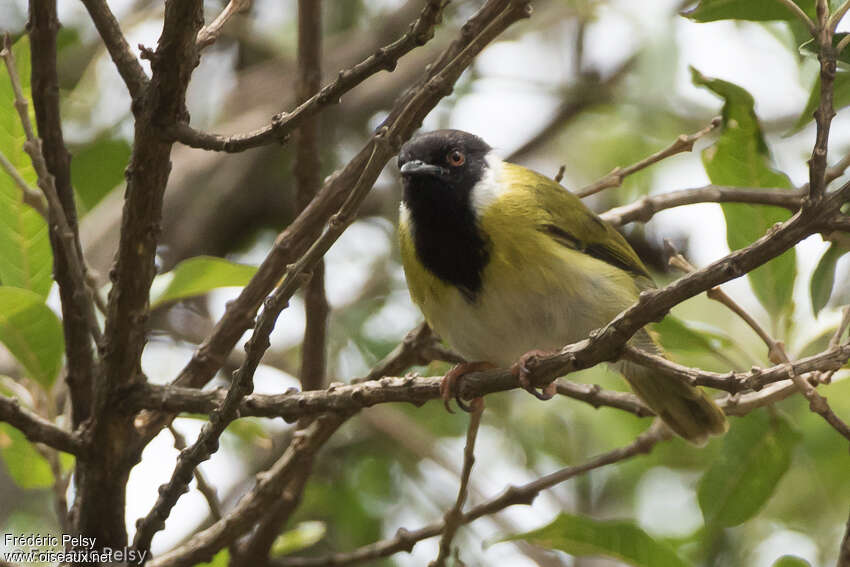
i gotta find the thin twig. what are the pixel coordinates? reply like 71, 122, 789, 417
665, 245, 850, 442
808, 0, 838, 202
1, 34, 102, 345
816, 305, 850, 385
170, 0, 451, 152
0, 396, 88, 456
0, 148, 48, 218
775, 0, 817, 34
269, 423, 671, 567
196, 0, 251, 50
666, 246, 785, 363
360, 323, 463, 383
78, 0, 149, 100
431, 399, 484, 567
147, 412, 349, 567
575, 117, 721, 198
167, 424, 223, 521
29, 0, 99, 429
830, 0, 850, 31
600, 185, 802, 226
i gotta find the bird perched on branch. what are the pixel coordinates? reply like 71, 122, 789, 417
397, 129, 727, 444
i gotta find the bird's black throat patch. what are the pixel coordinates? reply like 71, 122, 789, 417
403, 177, 490, 302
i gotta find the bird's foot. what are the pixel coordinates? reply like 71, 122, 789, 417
440, 361, 494, 413
512, 349, 557, 401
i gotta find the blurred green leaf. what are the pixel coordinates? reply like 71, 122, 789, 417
698, 411, 800, 529
0, 36, 53, 297
0, 286, 64, 388
692, 68, 797, 320
271, 521, 326, 557
502, 513, 691, 567
810, 242, 848, 315
791, 73, 850, 133
150, 256, 258, 309
71, 137, 130, 211
772, 556, 811, 567
0, 423, 54, 489
654, 317, 733, 354
684, 0, 815, 22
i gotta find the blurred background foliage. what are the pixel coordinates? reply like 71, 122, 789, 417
1, 0, 850, 566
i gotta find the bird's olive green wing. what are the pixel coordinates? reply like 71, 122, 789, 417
502, 162, 653, 283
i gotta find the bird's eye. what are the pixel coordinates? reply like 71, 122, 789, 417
448, 150, 465, 167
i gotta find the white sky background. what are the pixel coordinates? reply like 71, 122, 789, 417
2, 0, 850, 565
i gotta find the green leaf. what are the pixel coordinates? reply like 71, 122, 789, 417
698, 411, 800, 529
654, 317, 733, 354
70, 137, 130, 212
0, 36, 53, 297
150, 256, 258, 309
684, 0, 815, 22
0, 423, 54, 489
772, 556, 811, 567
0, 286, 64, 388
271, 521, 327, 557
810, 242, 849, 315
790, 72, 850, 133
502, 513, 691, 567
692, 68, 797, 319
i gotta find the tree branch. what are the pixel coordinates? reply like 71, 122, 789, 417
169, 0, 450, 152
0, 396, 88, 456
576, 117, 721, 198
1, 34, 102, 346
134, 0, 532, 446
75, 0, 205, 551
600, 185, 802, 227
295, 0, 328, 393
0, 148, 48, 218
146, 412, 349, 567
78, 0, 149, 101
269, 423, 671, 567
196, 0, 251, 51
28, 0, 99, 428
431, 399, 484, 567
127, 342, 850, 419
808, 0, 838, 201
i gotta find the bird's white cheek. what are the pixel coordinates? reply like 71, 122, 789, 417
469, 153, 506, 217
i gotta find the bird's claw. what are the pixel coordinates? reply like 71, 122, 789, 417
440, 362, 493, 413
512, 349, 557, 401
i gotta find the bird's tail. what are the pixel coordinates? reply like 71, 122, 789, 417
617, 330, 727, 445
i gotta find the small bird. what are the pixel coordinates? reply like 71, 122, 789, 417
397, 129, 727, 444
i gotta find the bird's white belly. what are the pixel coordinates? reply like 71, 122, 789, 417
425, 259, 633, 368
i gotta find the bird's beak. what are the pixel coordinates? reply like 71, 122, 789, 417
399, 160, 446, 178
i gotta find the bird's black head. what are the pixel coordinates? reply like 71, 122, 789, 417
397, 130, 493, 301
397, 129, 492, 193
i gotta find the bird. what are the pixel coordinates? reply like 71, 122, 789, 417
396, 129, 727, 445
